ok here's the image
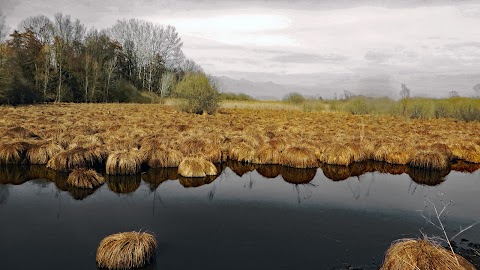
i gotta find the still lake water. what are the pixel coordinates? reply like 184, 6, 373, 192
0, 163, 479, 270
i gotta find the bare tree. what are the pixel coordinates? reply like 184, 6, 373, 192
473, 84, 480, 98
400, 83, 411, 115
0, 11, 9, 43
448, 90, 459, 98
160, 71, 175, 97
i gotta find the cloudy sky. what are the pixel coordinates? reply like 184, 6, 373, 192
2, 0, 480, 97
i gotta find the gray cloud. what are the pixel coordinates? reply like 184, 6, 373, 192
270, 52, 347, 63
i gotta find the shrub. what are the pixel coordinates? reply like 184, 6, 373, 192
283, 92, 305, 104
174, 72, 219, 114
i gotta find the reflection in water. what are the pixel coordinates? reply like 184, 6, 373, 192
407, 167, 449, 186
106, 175, 142, 194
142, 168, 179, 191
279, 167, 316, 185
179, 175, 218, 188
227, 161, 255, 177
0, 165, 30, 185
255, 164, 282, 179
451, 160, 480, 173
0, 184, 9, 205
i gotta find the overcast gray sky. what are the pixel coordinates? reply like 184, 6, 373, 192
2, 0, 480, 97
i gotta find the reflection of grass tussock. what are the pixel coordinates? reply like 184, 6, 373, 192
0, 165, 30, 184
66, 186, 98, 200
320, 164, 354, 181
179, 175, 218, 188
227, 160, 255, 176
178, 157, 217, 177
96, 231, 157, 270
26, 141, 63, 164
106, 151, 142, 175
407, 167, 449, 186
67, 168, 105, 189
142, 168, 179, 191
0, 141, 29, 164
47, 147, 107, 172
279, 145, 318, 168
255, 164, 282, 178
381, 238, 475, 270
451, 160, 480, 173
279, 166, 316, 184
106, 174, 142, 194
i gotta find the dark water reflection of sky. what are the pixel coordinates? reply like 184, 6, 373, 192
0, 165, 479, 269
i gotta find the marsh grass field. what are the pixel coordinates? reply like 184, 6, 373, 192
1, 102, 480, 269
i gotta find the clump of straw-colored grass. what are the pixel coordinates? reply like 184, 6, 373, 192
410, 150, 450, 170
0, 141, 29, 164
68, 135, 104, 149
253, 144, 282, 164
229, 142, 255, 163
380, 238, 475, 270
96, 231, 157, 270
374, 142, 413, 165
106, 151, 142, 175
278, 145, 318, 168
67, 168, 105, 189
142, 147, 184, 168
46, 147, 107, 172
26, 141, 63, 164
3, 126, 40, 140
449, 143, 480, 163
178, 157, 217, 177
318, 143, 355, 166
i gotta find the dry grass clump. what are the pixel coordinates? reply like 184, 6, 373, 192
410, 150, 450, 170
47, 147, 106, 172
96, 231, 157, 270
318, 143, 355, 166
381, 238, 475, 270
229, 142, 255, 163
278, 145, 318, 168
26, 141, 63, 164
449, 143, 480, 163
106, 151, 142, 175
3, 126, 40, 139
67, 168, 105, 189
0, 141, 29, 164
142, 147, 184, 168
178, 157, 218, 177
254, 143, 282, 164
374, 143, 413, 165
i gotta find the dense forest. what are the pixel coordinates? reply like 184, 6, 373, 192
0, 12, 202, 104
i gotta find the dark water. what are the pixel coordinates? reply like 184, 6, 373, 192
0, 163, 479, 270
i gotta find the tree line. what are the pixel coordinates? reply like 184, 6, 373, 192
0, 12, 202, 104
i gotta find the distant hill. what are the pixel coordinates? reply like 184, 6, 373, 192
213, 76, 318, 100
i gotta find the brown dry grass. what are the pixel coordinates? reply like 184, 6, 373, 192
96, 231, 157, 270
381, 238, 475, 270
178, 157, 217, 177
26, 141, 63, 164
0, 104, 479, 175
67, 168, 105, 189
106, 151, 142, 175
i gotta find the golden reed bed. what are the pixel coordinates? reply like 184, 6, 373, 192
0, 103, 479, 177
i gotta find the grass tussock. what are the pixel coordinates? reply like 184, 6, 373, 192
318, 143, 355, 166
26, 141, 63, 164
3, 126, 41, 140
178, 157, 217, 177
381, 238, 475, 270
67, 168, 105, 189
410, 150, 450, 170
106, 151, 142, 175
278, 145, 318, 168
0, 141, 29, 164
228, 142, 255, 163
96, 231, 157, 270
46, 147, 106, 172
